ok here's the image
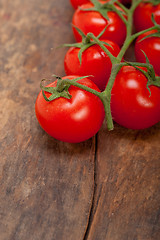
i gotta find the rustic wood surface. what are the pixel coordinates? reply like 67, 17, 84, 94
0, 0, 160, 240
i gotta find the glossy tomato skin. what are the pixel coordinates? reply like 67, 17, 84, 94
70, 0, 130, 9
35, 76, 105, 143
64, 40, 120, 91
72, 1, 127, 46
70, 0, 89, 9
111, 66, 160, 129
70, 0, 109, 9
135, 30, 160, 76
134, 2, 160, 32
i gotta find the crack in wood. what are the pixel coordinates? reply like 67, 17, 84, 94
83, 134, 99, 240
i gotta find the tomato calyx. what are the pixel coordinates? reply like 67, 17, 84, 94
80, 0, 127, 23
125, 59, 160, 95
40, 75, 102, 102
63, 25, 113, 64
40, 77, 72, 101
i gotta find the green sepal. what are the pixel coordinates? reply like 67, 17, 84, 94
42, 89, 72, 102
81, 0, 124, 21
149, 77, 160, 87
138, 32, 160, 42
131, 66, 153, 95
78, 43, 94, 64
40, 75, 92, 102
72, 24, 87, 39
78, 40, 112, 65
97, 25, 108, 38
124, 59, 160, 96
147, 76, 160, 88
61, 25, 112, 65
40, 78, 72, 101
62, 42, 83, 48
141, 50, 150, 64
67, 75, 93, 82
151, 13, 159, 26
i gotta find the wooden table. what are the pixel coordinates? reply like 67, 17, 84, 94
0, 1, 160, 239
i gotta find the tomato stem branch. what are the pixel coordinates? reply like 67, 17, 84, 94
110, 3, 128, 25
62, 79, 102, 98
102, 63, 124, 130
116, 1, 129, 13
87, 32, 117, 63
130, 26, 159, 42
116, 0, 142, 61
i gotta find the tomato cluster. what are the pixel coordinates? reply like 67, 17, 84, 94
35, 0, 160, 143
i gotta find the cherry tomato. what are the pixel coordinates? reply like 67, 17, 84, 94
111, 66, 160, 129
70, 0, 108, 9
134, 1, 160, 32
70, 0, 89, 9
35, 76, 105, 143
64, 39, 120, 91
70, 0, 130, 9
135, 30, 160, 76
72, 1, 127, 46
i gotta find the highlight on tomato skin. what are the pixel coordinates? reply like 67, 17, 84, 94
72, 1, 127, 47
135, 30, 160, 76
64, 39, 120, 91
110, 66, 160, 130
35, 76, 105, 143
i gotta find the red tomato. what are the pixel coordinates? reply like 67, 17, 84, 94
35, 76, 105, 143
135, 30, 160, 76
70, 0, 108, 9
70, 0, 89, 9
72, 1, 127, 46
64, 40, 120, 91
111, 66, 160, 129
134, 1, 160, 32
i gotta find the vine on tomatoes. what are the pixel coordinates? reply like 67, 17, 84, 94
35, 0, 160, 143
